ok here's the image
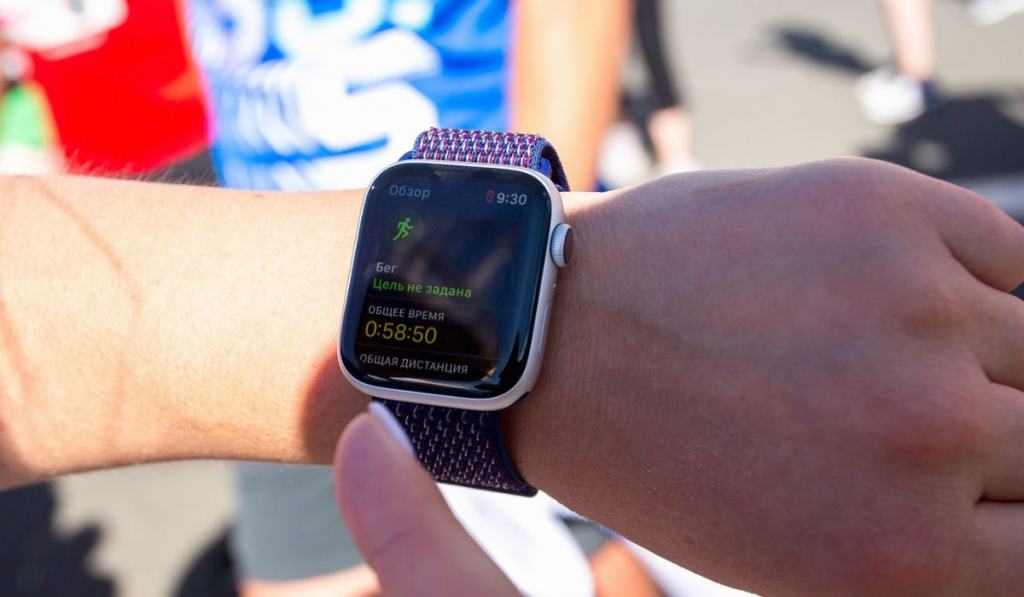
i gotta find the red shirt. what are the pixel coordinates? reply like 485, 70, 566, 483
27, 0, 207, 174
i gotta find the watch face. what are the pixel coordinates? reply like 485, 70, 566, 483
339, 162, 553, 400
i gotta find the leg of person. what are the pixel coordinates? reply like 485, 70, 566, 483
882, 0, 935, 81
635, 0, 696, 172
857, 0, 943, 125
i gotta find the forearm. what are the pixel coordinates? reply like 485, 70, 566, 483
0, 175, 367, 485
0, 175, 617, 488
511, 0, 630, 190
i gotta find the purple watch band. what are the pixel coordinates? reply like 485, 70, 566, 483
408, 127, 570, 192
372, 127, 566, 497
373, 398, 536, 496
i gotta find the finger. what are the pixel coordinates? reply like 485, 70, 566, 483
968, 285, 1024, 391
921, 180, 1024, 292
980, 383, 1024, 502
970, 502, 1024, 593
333, 407, 518, 597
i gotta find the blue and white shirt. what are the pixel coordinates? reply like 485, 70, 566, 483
188, 0, 509, 190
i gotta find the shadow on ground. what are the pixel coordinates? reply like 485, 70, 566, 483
173, 529, 238, 597
771, 25, 873, 75
0, 483, 113, 596
771, 25, 1024, 181
862, 92, 1024, 180
0, 483, 237, 596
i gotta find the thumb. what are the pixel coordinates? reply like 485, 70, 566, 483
334, 403, 519, 597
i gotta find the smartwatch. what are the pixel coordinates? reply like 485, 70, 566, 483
337, 128, 573, 496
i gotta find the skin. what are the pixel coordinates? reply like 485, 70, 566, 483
335, 408, 668, 596
335, 411, 519, 597
0, 159, 1022, 595
511, 0, 630, 191
881, 0, 935, 81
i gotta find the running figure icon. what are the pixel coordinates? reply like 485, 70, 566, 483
393, 217, 414, 241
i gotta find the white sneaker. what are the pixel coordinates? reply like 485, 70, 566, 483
855, 67, 937, 126
966, 0, 1024, 25
599, 121, 654, 189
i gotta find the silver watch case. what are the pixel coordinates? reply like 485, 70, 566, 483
337, 159, 568, 412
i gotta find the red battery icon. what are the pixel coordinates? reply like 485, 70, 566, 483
485, 190, 495, 203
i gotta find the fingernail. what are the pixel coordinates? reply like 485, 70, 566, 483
368, 402, 416, 457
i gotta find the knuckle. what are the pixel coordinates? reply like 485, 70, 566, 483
951, 186, 1005, 223
817, 157, 911, 205
868, 376, 987, 466
793, 158, 922, 237
845, 517, 967, 596
883, 274, 971, 339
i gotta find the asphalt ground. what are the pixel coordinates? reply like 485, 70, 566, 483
2, 1, 1022, 595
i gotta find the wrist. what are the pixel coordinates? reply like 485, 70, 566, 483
504, 188, 625, 493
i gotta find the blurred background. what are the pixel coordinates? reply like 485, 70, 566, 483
0, 0, 1021, 596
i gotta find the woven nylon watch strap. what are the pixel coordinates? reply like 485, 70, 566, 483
373, 398, 535, 496
407, 127, 570, 191
371, 127, 567, 496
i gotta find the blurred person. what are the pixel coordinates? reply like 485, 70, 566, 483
856, 0, 943, 126
633, 0, 695, 177
184, 1, 663, 596
0, 0, 207, 175
601, 0, 696, 190
2, 157, 1024, 595
189, 0, 621, 193
857, 0, 1023, 125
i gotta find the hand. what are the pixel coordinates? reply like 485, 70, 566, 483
520, 158, 1024, 595
333, 404, 518, 597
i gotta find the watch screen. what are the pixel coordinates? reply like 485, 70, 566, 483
339, 162, 552, 399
